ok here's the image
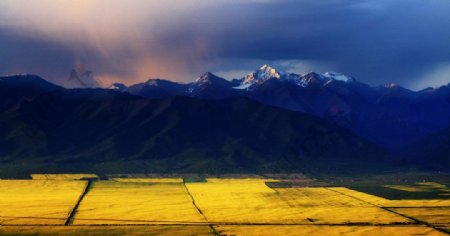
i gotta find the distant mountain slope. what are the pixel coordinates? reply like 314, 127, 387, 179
0, 76, 384, 174
120, 65, 450, 149
403, 126, 450, 170
0, 75, 63, 112
125, 78, 187, 99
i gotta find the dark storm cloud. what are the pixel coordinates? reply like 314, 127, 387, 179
0, 0, 449, 89
181, 0, 450, 88
0, 29, 75, 83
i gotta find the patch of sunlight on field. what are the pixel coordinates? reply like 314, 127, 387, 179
186, 178, 303, 224
0, 226, 213, 236
31, 174, 99, 180
388, 207, 450, 225
215, 225, 447, 236
331, 187, 450, 207
112, 178, 183, 183
384, 182, 450, 193
0, 180, 87, 225
73, 181, 205, 225
273, 188, 410, 224
206, 178, 278, 184
185, 179, 409, 224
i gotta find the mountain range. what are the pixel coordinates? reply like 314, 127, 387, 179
116, 65, 450, 149
0, 66, 449, 175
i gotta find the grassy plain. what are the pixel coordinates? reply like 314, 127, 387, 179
0, 180, 87, 225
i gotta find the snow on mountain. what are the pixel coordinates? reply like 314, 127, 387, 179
189, 72, 219, 93
187, 72, 236, 99
3, 67, 450, 150
297, 72, 325, 88
108, 83, 127, 91
384, 83, 400, 89
323, 72, 354, 83
233, 83, 253, 90
239, 65, 284, 89
233, 65, 354, 90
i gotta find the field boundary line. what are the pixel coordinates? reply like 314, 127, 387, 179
64, 180, 93, 226
182, 180, 220, 236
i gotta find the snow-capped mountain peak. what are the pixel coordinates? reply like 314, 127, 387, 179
188, 72, 233, 94
108, 83, 127, 91
384, 83, 399, 89
294, 72, 325, 88
323, 72, 354, 83
237, 65, 285, 90
194, 72, 216, 84
145, 78, 164, 86
256, 64, 283, 80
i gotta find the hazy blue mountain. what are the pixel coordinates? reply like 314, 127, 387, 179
186, 72, 238, 99
122, 66, 450, 149
0, 75, 385, 175
125, 78, 188, 99
402, 125, 450, 170
0, 75, 63, 112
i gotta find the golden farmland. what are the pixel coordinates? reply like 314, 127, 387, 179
31, 174, 99, 180
0, 176, 449, 235
73, 181, 205, 225
0, 180, 87, 225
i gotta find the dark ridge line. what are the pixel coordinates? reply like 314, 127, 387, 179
182, 180, 220, 236
64, 180, 93, 226
325, 188, 450, 235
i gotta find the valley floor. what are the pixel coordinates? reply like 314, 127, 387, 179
0, 174, 449, 235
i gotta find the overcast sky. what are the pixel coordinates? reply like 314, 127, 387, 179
0, 0, 449, 90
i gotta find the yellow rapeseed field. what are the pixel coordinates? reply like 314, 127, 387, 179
0, 180, 87, 225
186, 178, 303, 224
185, 178, 409, 224
330, 187, 450, 207
215, 225, 447, 236
388, 207, 450, 225
274, 188, 410, 224
72, 181, 205, 225
1, 176, 448, 235
112, 178, 184, 183
31, 174, 99, 180
0, 226, 213, 236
